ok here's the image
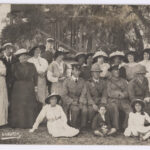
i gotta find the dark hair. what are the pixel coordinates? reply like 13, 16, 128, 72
132, 102, 145, 115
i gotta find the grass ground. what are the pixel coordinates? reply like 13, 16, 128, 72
0, 125, 150, 145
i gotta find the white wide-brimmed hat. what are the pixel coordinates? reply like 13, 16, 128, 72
109, 51, 125, 58
14, 48, 28, 56
45, 93, 61, 104
93, 51, 108, 59
2, 43, 13, 49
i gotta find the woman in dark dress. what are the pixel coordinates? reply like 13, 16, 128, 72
10, 49, 38, 128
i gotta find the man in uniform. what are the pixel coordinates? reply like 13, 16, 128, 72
85, 63, 107, 127
62, 63, 87, 129
128, 64, 150, 115
106, 65, 130, 131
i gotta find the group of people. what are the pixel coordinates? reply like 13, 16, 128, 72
1, 37, 150, 141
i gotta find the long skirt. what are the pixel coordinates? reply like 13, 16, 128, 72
10, 81, 38, 128
37, 76, 48, 104
0, 76, 8, 126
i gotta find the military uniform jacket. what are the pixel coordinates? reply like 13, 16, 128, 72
128, 77, 150, 102
86, 78, 107, 105
61, 77, 87, 105
106, 77, 129, 103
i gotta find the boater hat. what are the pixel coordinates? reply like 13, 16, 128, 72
2, 42, 14, 49
93, 51, 108, 60
143, 48, 150, 54
109, 51, 125, 60
45, 93, 61, 104
108, 65, 119, 72
14, 48, 28, 57
75, 52, 86, 61
131, 99, 145, 109
135, 65, 148, 74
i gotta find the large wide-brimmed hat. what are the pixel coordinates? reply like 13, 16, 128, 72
93, 51, 108, 60
2, 42, 14, 50
143, 48, 150, 54
109, 51, 125, 60
75, 52, 86, 60
131, 99, 145, 109
45, 93, 61, 104
91, 63, 102, 72
14, 48, 28, 57
46, 37, 54, 42
29, 46, 40, 56
135, 64, 148, 74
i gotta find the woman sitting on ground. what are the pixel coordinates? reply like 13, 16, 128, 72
124, 99, 150, 141
92, 104, 116, 137
29, 93, 79, 138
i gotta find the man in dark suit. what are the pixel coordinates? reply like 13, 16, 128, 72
1, 43, 16, 102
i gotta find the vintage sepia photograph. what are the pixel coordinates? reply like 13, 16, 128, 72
1, 3, 150, 146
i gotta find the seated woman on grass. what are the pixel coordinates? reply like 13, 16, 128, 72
124, 99, 150, 141
29, 93, 79, 138
92, 104, 116, 136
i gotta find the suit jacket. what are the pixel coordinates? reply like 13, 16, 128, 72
92, 113, 112, 130
1, 56, 17, 90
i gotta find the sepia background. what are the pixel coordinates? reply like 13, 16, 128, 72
1, 4, 150, 145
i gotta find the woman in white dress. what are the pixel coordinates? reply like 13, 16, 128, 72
139, 48, 150, 90
92, 51, 110, 79
29, 93, 79, 137
124, 50, 139, 81
0, 60, 8, 126
47, 50, 68, 95
124, 99, 150, 141
28, 46, 48, 104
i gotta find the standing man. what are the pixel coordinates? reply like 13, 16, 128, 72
41, 38, 55, 64
1, 43, 16, 102
128, 64, 150, 115
62, 63, 88, 129
106, 65, 130, 131
86, 63, 107, 127
41, 38, 55, 94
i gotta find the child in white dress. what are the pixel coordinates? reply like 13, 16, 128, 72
124, 99, 150, 141
29, 93, 79, 138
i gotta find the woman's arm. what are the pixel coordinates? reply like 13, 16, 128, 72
29, 106, 47, 132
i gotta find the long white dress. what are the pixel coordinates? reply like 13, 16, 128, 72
28, 57, 48, 104
124, 112, 150, 136
32, 104, 79, 137
0, 60, 8, 126
139, 60, 150, 90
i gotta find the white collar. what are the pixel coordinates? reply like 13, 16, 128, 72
4, 53, 12, 61
72, 75, 79, 82
93, 78, 99, 83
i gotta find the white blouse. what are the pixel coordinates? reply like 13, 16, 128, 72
124, 112, 150, 136
0, 61, 6, 76
28, 57, 48, 74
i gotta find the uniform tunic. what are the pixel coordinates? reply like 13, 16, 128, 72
28, 57, 48, 104
32, 104, 79, 137
86, 78, 107, 106
139, 60, 150, 90
62, 76, 87, 128
128, 78, 150, 101
0, 60, 8, 126
106, 77, 130, 129
10, 62, 38, 128
128, 77, 150, 115
124, 112, 150, 136
47, 61, 67, 96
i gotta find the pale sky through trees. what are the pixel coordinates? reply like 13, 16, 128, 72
0, 4, 10, 34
